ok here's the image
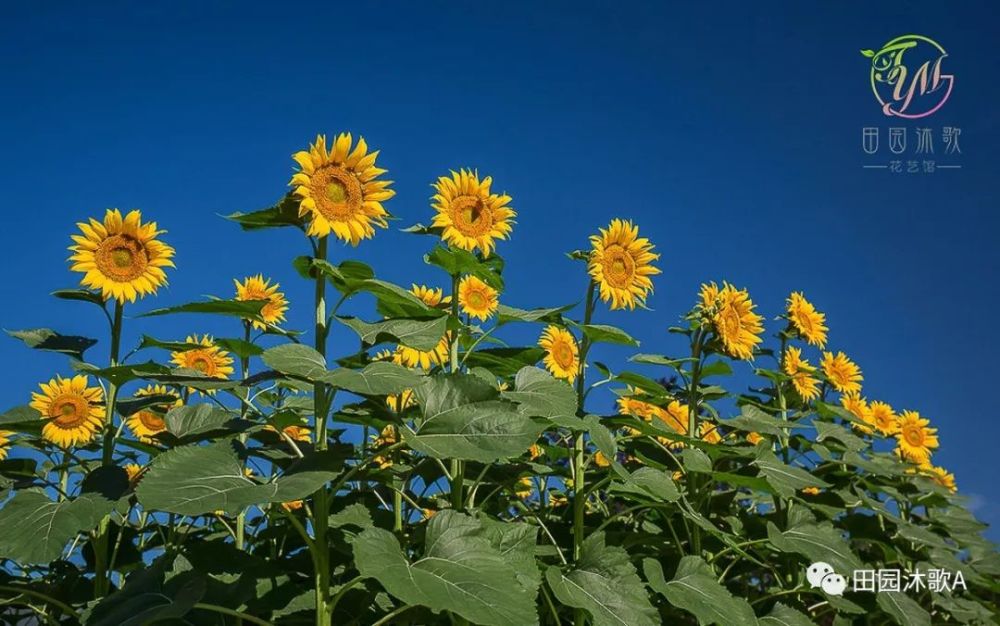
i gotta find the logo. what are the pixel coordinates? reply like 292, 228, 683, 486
806, 563, 968, 596
806, 562, 847, 596
862, 35, 953, 118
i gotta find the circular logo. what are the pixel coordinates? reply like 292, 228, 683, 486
862, 34, 953, 119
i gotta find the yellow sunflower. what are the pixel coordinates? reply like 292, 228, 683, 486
713, 283, 764, 360
514, 476, 534, 500
840, 392, 875, 434
410, 284, 450, 307
529, 443, 543, 460
267, 424, 311, 443
656, 400, 691, 447
588, 219, 660, 310
870, 401, 898, 436
372, 425, 398, 469
746, 432, 764, 445
394, 332, 451, 371
895, 410, 939, 464
125, 384, 181, 443
124, 463, 144, 485
431, 169, 515, 256
539, 325, 579, 382
0, 430, 13, 461
700, 422, 722, 444
234, 274, 289, 330
821, 351, 863, 394
922, 464, 957, 493
698, 281, 721, 311
786, 292, 829, 348
69, 209, 175, 303
282, 500, 305, 512
290, 133, 394, 243
386, 389, 416, 413
783, 346, 820, 401
170, 335, 235, 382
29, 375, 104, 447
458, 275, 499, 321
593, 451, 612, 467
801, 486, 822, 496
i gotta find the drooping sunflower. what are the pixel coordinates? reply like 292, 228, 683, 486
840, 392, 875, 434
234, 274, 289, 330
713, 283, 764, 360
0, 430, 13, 461
29, 375, 104, 447
431, 169, 515, 257
458, 275, 499, 321
290, 133, 395, 243
821, 351, 863, 394
69, 209, 175, 303
588, 219, 661, 310
895, 410, 939, 464
869, 401, 899, 436
410, 284, 450, 307
922, 464, 957, 493
786, 292, 829, 348
394, 332, 451, 371
698, 281, 721, 311
170, 335, 235, 381
783, 346, 820, 401
125, 384, 182, 443
538, 325, 579, 382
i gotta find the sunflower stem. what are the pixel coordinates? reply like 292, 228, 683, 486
572, 281, 596, 626
687, 326, 704, 557
311, 236, 332, 626
449, 272, 464, 511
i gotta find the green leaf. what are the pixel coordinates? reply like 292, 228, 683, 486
262, 344, 327, 379
164, 404, 234, 438
320, 361, 424, 396
575, 323, 639, 347
224, 193, 305, 231
351, 511, 537, 626
51, 288, 106, 307
611, 467, 679, 502
876, 591, 931, 626
754, 450, 829, 498
213, 337, 264, 359
425, 245, 505, 291
860, 48, 875, 57
501, 366, 577, 419
814, 421, 866, 451
585, 414, 617, 458
463, 347, 546, 378
758, 602, 814, 626
479, 516, 540, 595
361, 279, 447, 318
338, 315, 447, 351
766, 521, 863, 574
644, 556, 756, 626
139, 298, 267, 320
76, 360, 172, 387
496, 303, 573, 324
722, 405, 798, 436
545, 533, 658, 626
0, 405, 41, 426
85, 556, 206, 626
682, 447, 713, 473
6, 327, 97, 360
0, 490, 115, 564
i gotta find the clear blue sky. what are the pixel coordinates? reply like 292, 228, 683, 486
2, 2, 997, 537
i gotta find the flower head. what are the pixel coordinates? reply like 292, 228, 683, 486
170, 335, 235, 393
126, 384, 182, 443
922, 464, 956, 493
895, 410, 939, 464
821, 351, 863, 395
458, 275, 499, 321
713, 283, 764, 360
783, 346, 820, 401
538, 325, 579, 382
394, 332, 450, 371
588, 219, 660, 310
0, 430, 13, 461
235, 274, 289, 330
290, 134, 394, 243
29, 375, 104, 447
69, 209, 175, 303
410, 284, 449, 307
841, 392, 875, 434
431, 169, 514, 256
786, 292, 828, 348
870, 401, 898, 436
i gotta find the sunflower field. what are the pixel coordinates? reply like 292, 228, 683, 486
0, 133, 997, 626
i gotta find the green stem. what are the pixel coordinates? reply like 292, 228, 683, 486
449, 273, 464, 511
0, 585, 79, 619
572, 281, 596, 626
94, 299, 124, 598
311, 236, 332, 626
687, 326, 704, 557
237, 321, 252, 553
193, 603, 274, 626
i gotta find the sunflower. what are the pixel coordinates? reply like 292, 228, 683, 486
712, 283, 764, 360
0, 430, 13, 461
895, 410, 939, 464
746, 432, 764, 445
700, 422, 722, 444
783, 346, 820, 401
821, 351, 863, 394
786, 292, 828, 348
386, 389, 416, 413
170, 335, 235, 383
124, 463, 144, 485
654, 400, 692, 448
698, 282, 721, 311
588, 219, 661, 310
458, 275, 499, 321
394, 332, 451, 371
281, 500, 305, 512
801, 487, 822, 496
870, 401, 899, 436
431, 169, 515, 256
922, 464, 957, 493
69, 209, 175, 303
372, 425, 397, 469
290, 133, 394, 243
529, 443, 543, 460
410, 284, 450, 307
539, 325, 579, 382
29, 375, 104, 447
840, 392, 875, 434
234, 274, 289, 330
514, 477, 534, 500
268, 424, 311, 443
125, 384, 182, 443
593, 451, 612, 467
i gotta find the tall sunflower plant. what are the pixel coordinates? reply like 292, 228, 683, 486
0, 134, 995, 626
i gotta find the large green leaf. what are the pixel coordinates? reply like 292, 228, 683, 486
876, 591, 931, 626
425, 245, 504, 290
643, 556, 756, 626
164, 404, 234, 438
0, 490, 114, 563
6, 327, 97, 360
766, 521, 863, 574
351, 511, 537, 626
463, 347, 546, 378
139, 298, 267, 320
545, 533, 658, 626
479, 516, 540, 594
224, 193, 304, 231
320, 361, 424, 396
757, 602, 814, 626
361, 279, 448, 319
754, 450, 829, 498
611, 467, 679, 503
496, 303, 573, 324
575, 323, 640, 347
262, 343, 327, 379
500, 366, 577, 419
85, 555, 206, 626
0, 405, 41, 426
338, 315, 447, 351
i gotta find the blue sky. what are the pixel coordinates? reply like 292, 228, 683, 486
1, 2, 997, 536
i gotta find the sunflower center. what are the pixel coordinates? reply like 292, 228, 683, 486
451, 196, 493, 237
95, 235, 149, 282
138, 410, 165, 432
311, 165, 363, 221
903, 425, 924, 447
50, 394, 89, 428
601, 246, 636, 288
468, 290, 486, 310
720, 307, 743, 337
187, 353, 217, 376
553, 341, 575, 369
